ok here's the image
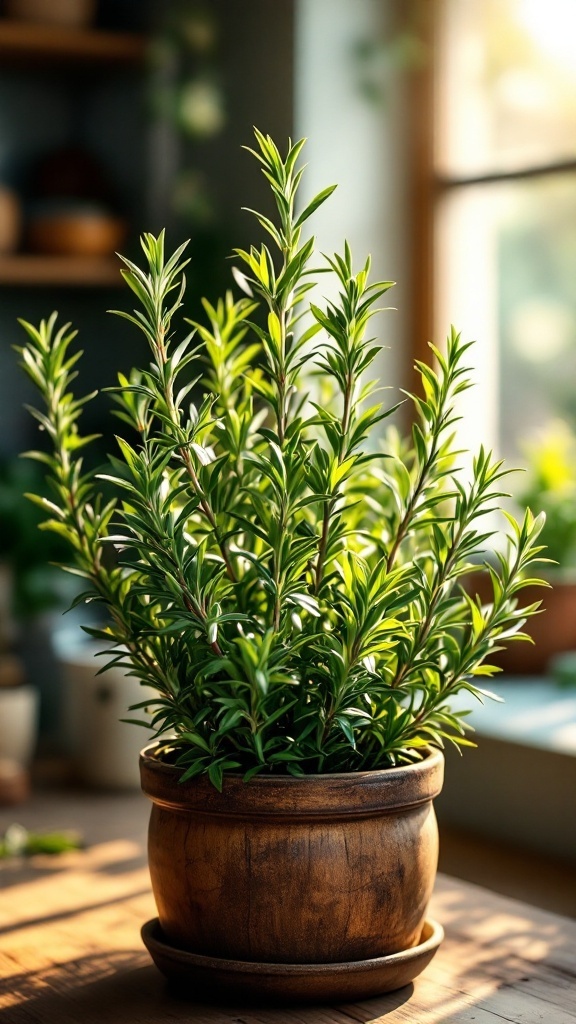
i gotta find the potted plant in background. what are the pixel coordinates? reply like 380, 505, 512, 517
470, 421, 576, 677
16, 130, 545, 1003
511, 422, 576, 676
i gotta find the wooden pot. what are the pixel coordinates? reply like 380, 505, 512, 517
140, 745, 444, 965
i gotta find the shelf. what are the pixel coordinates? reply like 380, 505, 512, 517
0, 20, 147, 65
0, 254, 124, 286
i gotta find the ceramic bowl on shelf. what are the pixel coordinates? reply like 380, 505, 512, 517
27, 205, 127, 257
0, 185, 22, 254
4, 0, 97, 29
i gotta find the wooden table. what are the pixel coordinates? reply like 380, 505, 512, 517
1, 789, 575, 1023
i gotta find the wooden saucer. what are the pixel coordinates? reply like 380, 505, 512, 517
141, 916, 443, 1004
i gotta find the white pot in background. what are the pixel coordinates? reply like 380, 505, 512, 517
55, 635, 156, 790
0, 685, 39, 765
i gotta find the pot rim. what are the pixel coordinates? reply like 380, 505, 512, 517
140, 741, 444, 819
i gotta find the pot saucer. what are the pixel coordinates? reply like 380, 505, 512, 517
141, 917, 443, 1004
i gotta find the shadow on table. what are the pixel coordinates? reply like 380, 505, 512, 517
0, 951, 415, 1024
2, 894, 574, 1024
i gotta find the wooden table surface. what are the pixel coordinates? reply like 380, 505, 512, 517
1, 789, 575, 1023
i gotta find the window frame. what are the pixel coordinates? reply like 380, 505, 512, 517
409, 0, 576, 380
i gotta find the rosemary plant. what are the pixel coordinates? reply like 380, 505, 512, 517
18, 131, 545, 788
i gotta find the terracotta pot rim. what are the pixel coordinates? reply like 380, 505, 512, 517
140, 742, 444, 819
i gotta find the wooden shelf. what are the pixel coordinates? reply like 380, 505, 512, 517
0, 254, 124, 286
0, 21, 147, 288
0, 20, 147, 65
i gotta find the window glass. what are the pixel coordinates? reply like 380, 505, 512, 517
437, 175, 576, 464
438, 0, 576, 175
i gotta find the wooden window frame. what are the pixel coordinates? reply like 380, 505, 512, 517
407, 0, 576, 380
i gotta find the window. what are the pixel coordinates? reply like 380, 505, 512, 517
433, 0, 576, 464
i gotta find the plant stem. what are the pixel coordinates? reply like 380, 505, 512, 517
272, 494, 288, 632
276, 306, 288, 447
155, 325, 238, 584
390, 517, 465, 689
385, 444, 437, 573
314, 372, 353, 594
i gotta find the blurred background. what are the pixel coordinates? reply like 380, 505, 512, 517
0, 0, 575, 908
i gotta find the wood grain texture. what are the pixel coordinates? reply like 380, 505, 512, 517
1, 789, 575, 1023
